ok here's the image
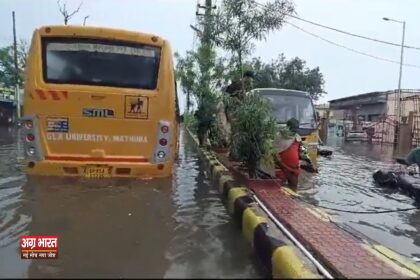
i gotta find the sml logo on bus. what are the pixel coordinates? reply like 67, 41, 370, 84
20, 236, 58, 259
83, 108, 115, 118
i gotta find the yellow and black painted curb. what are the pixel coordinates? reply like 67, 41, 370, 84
186, 128, 318, 279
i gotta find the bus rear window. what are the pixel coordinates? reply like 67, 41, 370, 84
42, 38, 161, 90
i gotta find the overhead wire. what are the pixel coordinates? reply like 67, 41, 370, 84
252, 1, 420, 69
284, 21, 420, 69
254, 1, 420, 51
287, 14, 420, 51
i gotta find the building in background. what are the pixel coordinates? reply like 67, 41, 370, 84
0, 95, 16, 125
328, 89, 420, 145
0, 87, 22, 126
329, 89, 420, 121
315, 103, 329, 118
329, 91, 388, 122
315, 103, 336, 124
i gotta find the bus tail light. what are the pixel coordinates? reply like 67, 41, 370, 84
25, 120, 33, 129
26, 134, 35, 142
159, 138, 167, 146
20, 116, 44, 162
27, 147, 36, 156
153, 121, 171, 164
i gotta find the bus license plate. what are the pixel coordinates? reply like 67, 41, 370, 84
83, 166, 111, 179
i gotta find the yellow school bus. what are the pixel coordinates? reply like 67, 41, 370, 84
21, 25, 179, 178
253, 88, 320, 166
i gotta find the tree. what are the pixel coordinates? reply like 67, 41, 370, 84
175, 1, 227, 146
0, 40, 28, 90
249, 55, 326, 101
213, 0, 294, 85
230, 91, 277, 178
174, 51, 197, 113
175, 44, 226, 145
57, 0, 83, 25
17, 39, 29, 72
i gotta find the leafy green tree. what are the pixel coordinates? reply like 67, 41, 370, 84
246, 55, 326, 101
175, 10, 226, 146
0, 40, 28, 90
174, 51, 196, 112
213, 0, 294, 83
230, 91, 277, 178
175, 46, 225, 106
211, 0, 296, 164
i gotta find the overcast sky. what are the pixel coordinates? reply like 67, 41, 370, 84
1, 0, 420, 112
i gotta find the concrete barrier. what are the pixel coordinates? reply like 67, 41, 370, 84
186, 128, 318, 279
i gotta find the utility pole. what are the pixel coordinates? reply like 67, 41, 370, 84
383, 17, 406, 146
185, 0, 216, 113
202, 0, 213, 46
195, 0, 216, 46
12, 11, 21, 119
397, 21, 406, 122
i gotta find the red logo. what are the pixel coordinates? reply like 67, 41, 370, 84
20, 236, 58, 259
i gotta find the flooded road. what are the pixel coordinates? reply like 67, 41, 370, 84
2, 126, 419, 278
301, 135, 420, 260
0, 127, 259, 278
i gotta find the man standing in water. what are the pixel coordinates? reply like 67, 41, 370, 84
274, 118, 316, 191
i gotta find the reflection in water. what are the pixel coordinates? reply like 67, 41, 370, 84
23, 177, 176, 278
2, 125, 419, 277
300, 137, 420, 260
0, 127, 29, 278
0, 128, 259, 278
164, 133, 258, 278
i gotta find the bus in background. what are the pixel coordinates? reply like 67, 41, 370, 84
21, 26, 179, 179
253, 88, 320, 166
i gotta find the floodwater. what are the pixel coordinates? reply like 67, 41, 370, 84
0, 127, 259, 278
300, 133, 420, 261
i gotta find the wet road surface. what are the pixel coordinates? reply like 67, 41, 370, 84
300, 135, 420, 261
0, 127, 259, 278
2, 125, 420, 278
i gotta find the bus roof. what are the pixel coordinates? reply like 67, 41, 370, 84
35, 25, 167, 46
251, 88, 311, 98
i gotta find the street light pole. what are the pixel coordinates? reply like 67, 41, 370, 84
12, 11, 21, 120
397, 21, 406, 120
383, 17, 406, 123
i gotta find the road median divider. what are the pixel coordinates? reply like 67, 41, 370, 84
186, 127, 319, 279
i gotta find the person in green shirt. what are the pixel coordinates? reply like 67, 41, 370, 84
402, 147, 420, 168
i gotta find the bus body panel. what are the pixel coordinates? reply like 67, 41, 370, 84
22, 26, 179, 178
254, 88, 320, 167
